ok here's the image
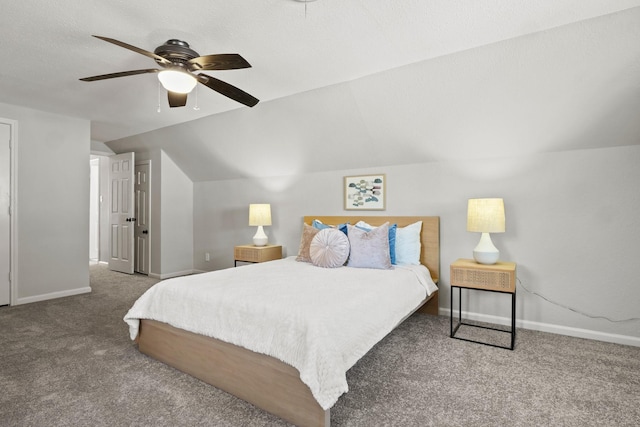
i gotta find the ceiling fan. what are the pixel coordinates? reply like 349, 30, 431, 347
80, 35, 259, 108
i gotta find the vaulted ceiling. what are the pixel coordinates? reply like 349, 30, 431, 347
2, 0, 639, 146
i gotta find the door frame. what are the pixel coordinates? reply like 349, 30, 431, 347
135, 160, 151, 275
89, 157, 100, 262
1, 117, 18, 306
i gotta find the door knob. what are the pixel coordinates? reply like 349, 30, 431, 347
142, 230, 148, 234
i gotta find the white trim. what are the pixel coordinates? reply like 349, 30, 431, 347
440, 308, 640, 348
0, 117, 18, 306
517, 317, 640, 347
134, 160, 151, 275
149, 269, 197, 280
15, 287, 92, 305
89, 158, 100, 262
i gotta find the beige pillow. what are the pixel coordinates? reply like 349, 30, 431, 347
309, 228, 350, 268
296, 223, 320, 262
346, 223, 392, 269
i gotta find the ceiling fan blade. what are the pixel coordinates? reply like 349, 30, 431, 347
187, 54, 251, 71
168, 91, 188, 108
79, 69, 160, 81
196, 74, 259, 107
92, 35, 172, 66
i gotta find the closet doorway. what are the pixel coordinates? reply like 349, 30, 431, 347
1, 118, 17, 306
0, 122, 11, 305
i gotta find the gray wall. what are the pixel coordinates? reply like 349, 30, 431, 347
160, 150, 194, 278
193, 144, 640, 346
135, 149, 194, 279
0, 102, 90, 303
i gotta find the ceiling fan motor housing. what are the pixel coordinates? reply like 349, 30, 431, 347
154, 39, 200, 67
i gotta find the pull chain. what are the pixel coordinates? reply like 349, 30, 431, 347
157, 82, 162, 113
193, 84, 200, 110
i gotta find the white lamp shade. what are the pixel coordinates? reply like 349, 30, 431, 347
249, 204, 272, 226
467, 198, 505, 233
467, 198, 505, 264
249, 204, 271, 246
158, 70, 197, 94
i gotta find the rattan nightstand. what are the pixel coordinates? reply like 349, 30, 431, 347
450, 258, 517, 350
234, 244, 282, 266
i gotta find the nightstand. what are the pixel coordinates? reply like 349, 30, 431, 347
234, 244, 282, 267
450, 258, 517, 350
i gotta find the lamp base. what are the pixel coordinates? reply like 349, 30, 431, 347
253, 225, 268, 247
473, 232, 499, 265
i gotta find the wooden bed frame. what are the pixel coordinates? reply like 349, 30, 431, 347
137, 216, 440, 427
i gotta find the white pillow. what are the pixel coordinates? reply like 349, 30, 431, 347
309, 228, 350, 268
395, 221, 422, 265
346, 223, 392, 270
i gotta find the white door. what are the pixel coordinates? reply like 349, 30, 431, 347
89, 158, 100, 261
109, 152, 135, 274
134, 162, 150, 275
0, 123, 10, 305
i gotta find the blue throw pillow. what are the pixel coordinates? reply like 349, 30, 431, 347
312, 219, 348, 235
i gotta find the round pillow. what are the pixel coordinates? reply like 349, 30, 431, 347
309, 228, 350, 268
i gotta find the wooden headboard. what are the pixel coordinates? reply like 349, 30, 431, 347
303, 216, 440, 284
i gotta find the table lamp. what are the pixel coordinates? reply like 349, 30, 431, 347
249, 204, 272, 246
467, 198, 505, 264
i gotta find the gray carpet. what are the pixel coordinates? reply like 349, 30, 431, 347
1, 264, 639, 426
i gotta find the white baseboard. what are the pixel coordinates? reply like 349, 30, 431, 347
149, 269, 198, 280
16, 287, 92, 305
440, 308, 640, 348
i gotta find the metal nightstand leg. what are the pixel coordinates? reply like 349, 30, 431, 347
450, 285, 516, 350
511, 290, 516, 350
450, 286, 463, 338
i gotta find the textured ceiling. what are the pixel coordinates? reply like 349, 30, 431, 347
2, 1, 639, 143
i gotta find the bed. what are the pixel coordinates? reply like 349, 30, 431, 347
124, 215, 440, 427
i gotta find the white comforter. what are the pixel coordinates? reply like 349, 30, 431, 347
124, 257, 437, 410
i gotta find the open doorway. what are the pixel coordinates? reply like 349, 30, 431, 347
89, 153, 151, 275
88, 154, 113, 266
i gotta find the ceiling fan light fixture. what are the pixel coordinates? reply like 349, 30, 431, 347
158, 69, 197, 94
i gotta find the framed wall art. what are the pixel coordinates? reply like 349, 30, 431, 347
344, 174, 386, 210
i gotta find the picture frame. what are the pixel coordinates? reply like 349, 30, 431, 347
344, 174, 386, 210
